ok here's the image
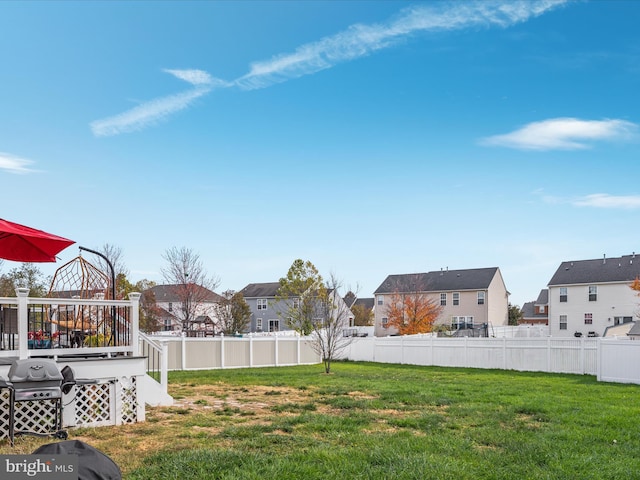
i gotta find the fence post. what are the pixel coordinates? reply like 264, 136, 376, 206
181, 336, 186, 371
464, 337, 468, 368
249, 334, 254, 367
274, 335, 279, 366
547, 337, 552, 373
16, 287, 29, 359
161, 342, 169, 393
580, 337, 585, 374
502, 337, 507, 370
220, 333, 225, 369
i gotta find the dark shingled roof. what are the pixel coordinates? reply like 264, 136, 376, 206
535, 289, 548, 304
239, 282, 281, 298
354, 297, 375, 311
548, 254, 640, 286
374, 267, 499, 294
148, 284, 223, 303
521, 301, 535, 318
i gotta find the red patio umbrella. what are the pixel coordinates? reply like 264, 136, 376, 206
0, 218, 75, 262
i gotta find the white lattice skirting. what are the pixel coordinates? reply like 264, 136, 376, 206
1, 376, 140, 440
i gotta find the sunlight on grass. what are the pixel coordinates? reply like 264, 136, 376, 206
3, 362, 640, 479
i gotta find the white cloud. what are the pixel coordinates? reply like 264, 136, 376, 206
90, 85, 212, 137
91, 0, 569, 135
573, 193, 640, 210
90, 69, 233, 137
235, 0, 568, 90
480, 117, 637, 150
163, 69, 231, 87
0, 152, 38, 174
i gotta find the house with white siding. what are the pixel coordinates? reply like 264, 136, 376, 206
548, 253, 640, 337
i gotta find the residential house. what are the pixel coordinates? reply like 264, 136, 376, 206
343, 292, 375, 327
146, 284, 223, 335
548, 253, 640, 337
239, 282, 286, 333
519, 289, 549, 325
240, 281, 354, 334
373, 267, 509, 337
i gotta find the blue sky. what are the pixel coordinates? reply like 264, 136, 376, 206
1, 0, 639, 307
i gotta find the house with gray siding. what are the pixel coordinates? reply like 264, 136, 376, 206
239, 282, 291, 333
240, 281, 354, 334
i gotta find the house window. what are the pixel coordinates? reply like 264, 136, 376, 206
256, 318, 262, 331
559, 315, 567, 330
584, 313, 593, 325
257, 299, 268, 310
559, 287, 567, 303
377, 295, 384, 306
382, 317, 388, 328
440, 293, 447, 306
163, 318, 172, 331
452, 316, 474, 329
268, 319, 279, 332
168, 302, 173, 312
293, 298, 300, 309
539, 305, 545, 314
477, 292, 485, 305
453, 292, 460, 306
588, 286, 597, 302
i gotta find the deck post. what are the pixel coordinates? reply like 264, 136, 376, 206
16, 287, 29, 359
129, 292, 141, 356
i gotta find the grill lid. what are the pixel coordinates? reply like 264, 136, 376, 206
8, 359, 64, 383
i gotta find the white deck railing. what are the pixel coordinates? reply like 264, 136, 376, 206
0, 288, 141, 360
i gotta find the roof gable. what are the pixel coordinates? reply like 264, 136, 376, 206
548, 254, 640, 286
374, 267, 499, 294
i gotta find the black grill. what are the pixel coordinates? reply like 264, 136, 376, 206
7, 358, 64, 401
1, 358, 73, 445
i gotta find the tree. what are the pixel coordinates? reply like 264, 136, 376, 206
508, 304, 523, 325
350, 302, 373, 326
161, 246, 220, 333
385, 275, 443, 335
0, 263, 50, 297
277, 259, 354, 373
137, 280, 162, 333
217, 290, 251, 335
344, 291, 372, 327
630, 278, 640, 320
96, 243, 129, 299
310, 273, 356, 374
275, 259, 324, 336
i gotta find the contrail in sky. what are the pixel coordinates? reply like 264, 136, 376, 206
90, 0, 569, 137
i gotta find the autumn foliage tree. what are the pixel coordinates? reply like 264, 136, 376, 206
385, 289, 443, 335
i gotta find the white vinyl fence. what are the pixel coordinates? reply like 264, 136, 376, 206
342, 335, 640, 384
153, 335, 321, 371
144, 334, 640, 387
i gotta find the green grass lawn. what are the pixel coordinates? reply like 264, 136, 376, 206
3, 362, 640, 479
